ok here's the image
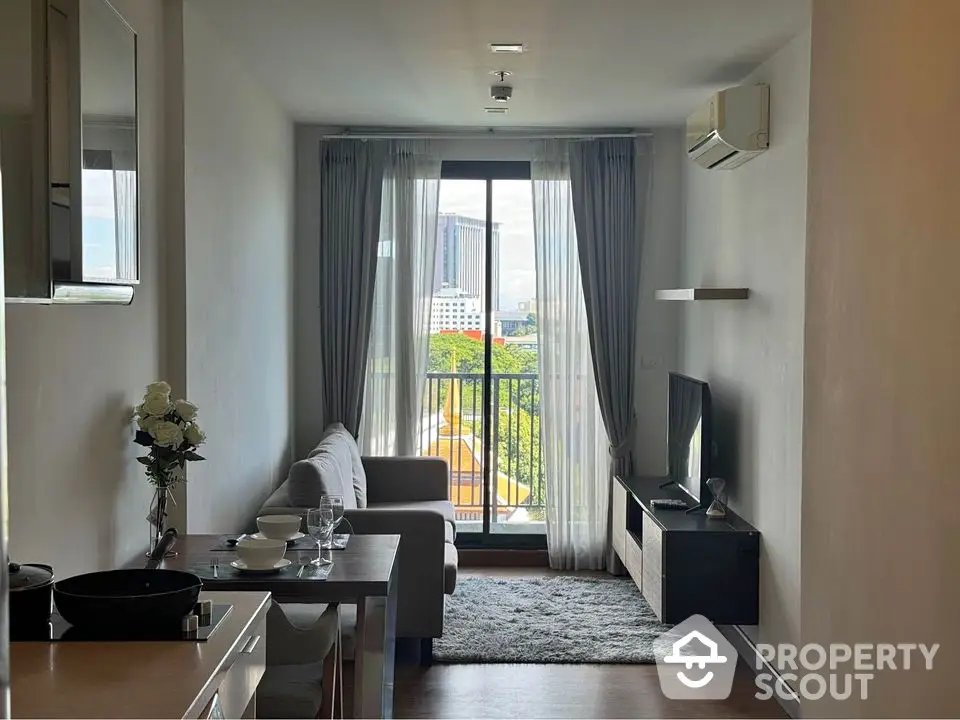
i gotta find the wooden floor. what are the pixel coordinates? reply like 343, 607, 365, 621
390, 568, 785, 719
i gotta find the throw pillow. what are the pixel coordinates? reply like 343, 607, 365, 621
286, 451, 347, 508
315, 423, 368, 508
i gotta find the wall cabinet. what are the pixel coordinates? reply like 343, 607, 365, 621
0, 0, 139, 304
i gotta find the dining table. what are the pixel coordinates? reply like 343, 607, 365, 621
153, 532, 400, 719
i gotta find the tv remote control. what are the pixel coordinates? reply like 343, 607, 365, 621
651, 498, 689, 510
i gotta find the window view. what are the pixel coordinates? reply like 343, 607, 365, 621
81, 167, 118, 280
419, 174, 544, 537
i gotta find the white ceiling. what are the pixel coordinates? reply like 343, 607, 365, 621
196, 0, 809, 127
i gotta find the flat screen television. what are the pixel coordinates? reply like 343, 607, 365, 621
668, 372, 712, 505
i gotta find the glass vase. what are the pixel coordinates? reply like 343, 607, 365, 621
147, 485, 177, 557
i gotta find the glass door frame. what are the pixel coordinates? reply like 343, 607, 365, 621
440, 160, 545, 550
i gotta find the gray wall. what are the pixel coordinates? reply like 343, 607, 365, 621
679, 27, 811, 658
802, 0, 960, 714
181, 1, 295, 532
5, 0, 166, 575
293, 128, 680, 466
635, 129, 683, 474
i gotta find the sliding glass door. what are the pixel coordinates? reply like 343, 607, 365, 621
418, 161, 545, 548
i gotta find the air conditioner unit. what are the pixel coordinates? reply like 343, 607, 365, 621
686, 84, 769, 170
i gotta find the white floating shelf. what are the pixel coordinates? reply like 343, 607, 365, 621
655, 288, 750, 301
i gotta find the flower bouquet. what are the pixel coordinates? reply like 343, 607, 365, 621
134, 381, 206, 553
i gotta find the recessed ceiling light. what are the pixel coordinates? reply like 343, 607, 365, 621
489, 43, 524, 54
484, 107, 509, 114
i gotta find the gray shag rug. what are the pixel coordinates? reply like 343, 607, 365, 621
434, 575, 671, 664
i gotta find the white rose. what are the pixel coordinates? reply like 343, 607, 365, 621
145, 381, 172, 398
174, 399, 199, 422
140, 391, 173, 417
151, 421, 184, 448
183, 423, 206, 447
137, 414, 160, 433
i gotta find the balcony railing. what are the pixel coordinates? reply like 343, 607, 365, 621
419, 372, 544, 530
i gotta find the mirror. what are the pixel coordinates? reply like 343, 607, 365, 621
79, 0, 137, 283
47, 0, 138, 301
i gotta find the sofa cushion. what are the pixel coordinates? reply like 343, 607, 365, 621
313, 423, 368, 508
286, 452, 350, 509
368, 499, 456, 527
444, 521, 454, 545
443, 543, 458, 595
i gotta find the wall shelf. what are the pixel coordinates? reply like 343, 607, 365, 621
655, 288, 750, 301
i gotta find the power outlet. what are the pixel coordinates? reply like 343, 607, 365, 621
640, 355, 660, 369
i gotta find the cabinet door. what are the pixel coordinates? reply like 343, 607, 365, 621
641, 513, 664, 619
218, 621, 266, 720
611, 482, 627, 561
1, 0, 52, 300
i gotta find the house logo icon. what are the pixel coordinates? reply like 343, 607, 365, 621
654, 615, 737, 700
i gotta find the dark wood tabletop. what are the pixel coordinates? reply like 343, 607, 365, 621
155, 533, 400, 603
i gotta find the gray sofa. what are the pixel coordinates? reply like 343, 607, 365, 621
260, 424, 458, 654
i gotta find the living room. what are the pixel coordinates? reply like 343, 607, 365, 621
1, 0, 958, 718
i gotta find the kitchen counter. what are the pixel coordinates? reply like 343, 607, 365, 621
11, 590, 271, 719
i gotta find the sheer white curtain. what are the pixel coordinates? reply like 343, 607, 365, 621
360, 141, 441, 456
532, 141, 610, 570
113, 163, 137, 280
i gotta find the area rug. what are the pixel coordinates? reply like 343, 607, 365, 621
434, 575, 671, 664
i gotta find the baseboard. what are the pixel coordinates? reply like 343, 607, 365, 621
457, 549, 549, 567
718, 624, 801, 719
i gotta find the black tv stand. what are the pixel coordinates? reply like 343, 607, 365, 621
612, 475, 760, 625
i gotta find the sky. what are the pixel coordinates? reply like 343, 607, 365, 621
438, 179, 536, 312
82, 169, 118, 279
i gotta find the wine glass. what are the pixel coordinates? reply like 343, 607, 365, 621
306, 507, 334, 565
321, 495, 344, 531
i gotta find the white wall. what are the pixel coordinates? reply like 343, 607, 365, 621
181, 1, 295, 532
802, 0, 960, 715
293, 128, 680, 463
679, 26, 811, 660
5, 0, 165, 575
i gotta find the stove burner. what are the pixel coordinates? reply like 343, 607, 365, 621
12, 603, 232, 642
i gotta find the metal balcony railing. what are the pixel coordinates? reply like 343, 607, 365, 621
419, 372, 544, 526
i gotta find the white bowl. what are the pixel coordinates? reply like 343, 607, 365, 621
235, 537, 287, 569
256, 514, 302, 540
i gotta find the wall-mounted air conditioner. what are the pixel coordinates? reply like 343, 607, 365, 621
686, 84, 769, 170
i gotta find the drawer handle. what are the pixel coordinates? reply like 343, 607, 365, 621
240, 635, 261, 654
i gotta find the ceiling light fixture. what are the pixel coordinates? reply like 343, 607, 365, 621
489, 70, 513, 78
484, 107, 509, 114
489, 43, 524, 54
490, 84, 513, 103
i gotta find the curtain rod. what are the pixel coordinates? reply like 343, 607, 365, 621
319, 130, 653, 140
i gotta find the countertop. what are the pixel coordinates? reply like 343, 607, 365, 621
11, 590, 271, 719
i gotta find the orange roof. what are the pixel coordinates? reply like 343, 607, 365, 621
424, 373, 530, 511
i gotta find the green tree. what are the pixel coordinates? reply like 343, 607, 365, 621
426, 333, 543, 508
427, 332, 536, 374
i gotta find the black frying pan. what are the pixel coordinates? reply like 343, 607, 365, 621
53, 529, 203, 630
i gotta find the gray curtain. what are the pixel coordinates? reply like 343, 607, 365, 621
568, 136, 653, 567
318, 139, 387, 436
